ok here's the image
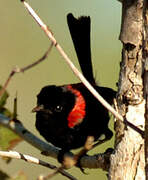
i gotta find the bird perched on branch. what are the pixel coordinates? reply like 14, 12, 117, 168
33, 13, 116, 167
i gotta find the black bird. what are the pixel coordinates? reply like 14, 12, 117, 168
33, 13, 116, 164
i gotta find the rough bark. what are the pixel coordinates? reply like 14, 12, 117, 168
143, 1, 148, 178
109, 0, 147, 179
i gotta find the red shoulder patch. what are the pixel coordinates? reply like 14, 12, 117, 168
67, 85, 86, 128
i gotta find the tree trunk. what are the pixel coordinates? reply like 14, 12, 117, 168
109, 0, 148, 179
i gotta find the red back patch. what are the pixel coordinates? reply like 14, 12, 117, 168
67, 85, 86, 128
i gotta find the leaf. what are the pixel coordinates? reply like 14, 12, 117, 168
0, 125, 22, 151
0, 107, 13, 119
0, 125, 22, 163
0, 86, 9, 108
0, 86, 12, 118
0, 86, 23, 162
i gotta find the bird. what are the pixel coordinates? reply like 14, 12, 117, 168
32, 13, 116, 165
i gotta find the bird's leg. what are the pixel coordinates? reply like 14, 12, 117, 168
74, 136, 94, 173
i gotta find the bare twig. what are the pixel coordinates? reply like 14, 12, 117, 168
0, 150, 55, 169
13, 92, 18, 120
38, 171, 59, 180
0, 150, 77, 180
20, 0, 123, 122
0, 44, 53, 97
37, 167, 73, 180
21, 44, 53, 72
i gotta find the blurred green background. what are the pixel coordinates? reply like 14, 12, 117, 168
0, 0, 121, 179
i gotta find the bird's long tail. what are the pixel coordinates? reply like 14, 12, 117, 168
67, 13, 95, 84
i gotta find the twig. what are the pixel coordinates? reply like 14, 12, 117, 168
20, 0, 123, 122
0, 150, 77, 180
37, 167, 71, 180
21, 44, 53, 72
0, 150, 55, 169
0, 44, 53, 97
13, 92, 18, 120
38, 171, 59, 180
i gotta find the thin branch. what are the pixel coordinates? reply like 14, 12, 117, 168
37, 167, 67, 180
0, 44, 53, 97
21, 44, 53, 72
0, 150, 77, 180
0, 150, 55, 169
20, 0, 123, 122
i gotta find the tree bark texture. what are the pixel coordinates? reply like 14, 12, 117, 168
109, 0, 148, 179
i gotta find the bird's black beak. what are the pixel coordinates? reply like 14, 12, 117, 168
32, 105, 44, 113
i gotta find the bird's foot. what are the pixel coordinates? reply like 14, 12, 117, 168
57, 136, 94, 172
75, 136, 94, 173
58, 150, 76, 169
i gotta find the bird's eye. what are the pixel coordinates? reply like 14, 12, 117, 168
55, 105, 63, 112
